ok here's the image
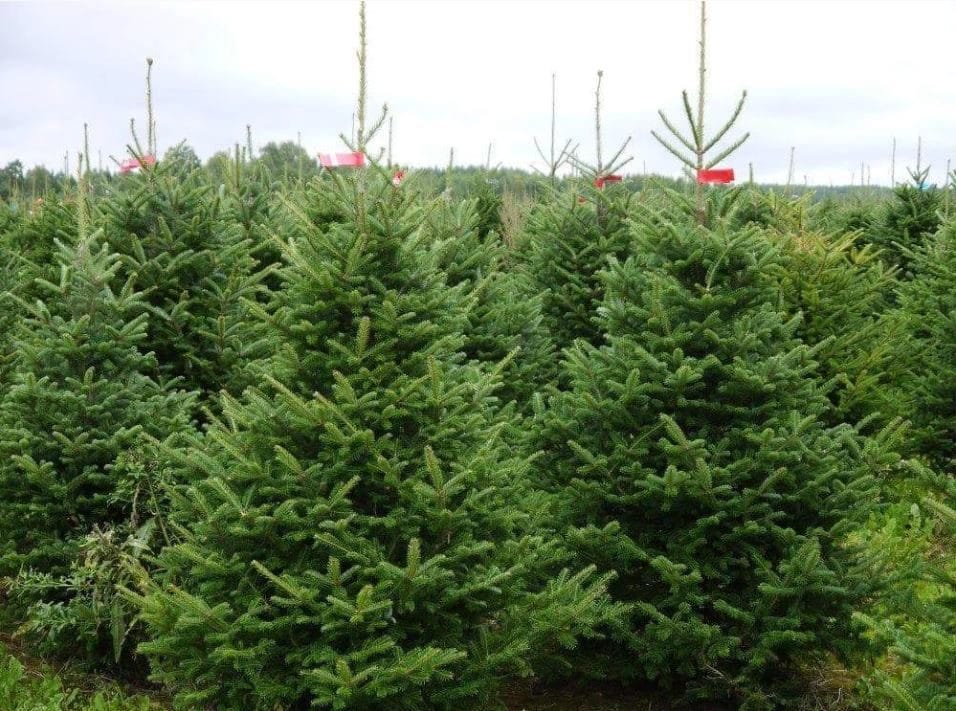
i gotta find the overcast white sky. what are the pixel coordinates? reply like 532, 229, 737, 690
1, 0, 954, 185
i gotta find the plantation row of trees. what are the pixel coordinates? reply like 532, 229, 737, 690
1, 134, 954, 711
3, 0, 956, 707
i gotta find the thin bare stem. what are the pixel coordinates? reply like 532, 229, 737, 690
594, 70, 604, 173
145, 58, 155, 155
786, 146, 795, 194
356, 0, 367, 151
387, 116, 393, 168
891, 136, 896, 187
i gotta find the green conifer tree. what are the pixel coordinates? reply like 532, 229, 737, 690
519, 68, 634, 355
425, 197, 555, 408
895, 219, 956, 466
519, 187, 634, 354
0, 235, 194, 643
532, 217, 892, 708
872, 167, 943, 274
100, 162, 267, 404
126, 166, 615, 710
774, 228, 909, 430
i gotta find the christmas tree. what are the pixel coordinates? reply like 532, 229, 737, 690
0, 233, 194, 654
520, 186, 633, 354
532, 215, 888, 708
126, 163, 615, 710
872, 166, 943, 275
126, 7, 615, 707
100, 160, 267, 404
424, 196, 555, 408
520, 69, 634, 354
895, 218, 956, 466
774, 228, 909, 430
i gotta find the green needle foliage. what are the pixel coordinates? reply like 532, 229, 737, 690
0, 236, 194, 652
424, 196, 555, 408
519, 185, 634, 355
774, 228, 910, 430
872, 167, 943, 275
100, 162, 268, 406
895, 219, 956, 466
532, 214, 895, 709
126, 169, 615, 711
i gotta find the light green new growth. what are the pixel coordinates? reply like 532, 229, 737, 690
340, 1, 387, 157
651, 0, 749, 223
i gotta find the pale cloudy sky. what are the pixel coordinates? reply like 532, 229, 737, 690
1, 0, 954, 185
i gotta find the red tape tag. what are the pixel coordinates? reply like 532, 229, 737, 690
318, 152, 366, 168
697, 168, 734, 184
119, 155, 156, 174
594, 174, 622, 189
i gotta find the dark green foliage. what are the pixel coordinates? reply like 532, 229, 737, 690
1, 196, 77, 279
467, 174, 503, 239
128, 171, 615, 710
257, 140, 320, 183
730, 186, 778, 230
160, 142, 202, 181
895, 219, 956, 466
520, 184, 633, 353
1, 144, 954, 711
0, 236, 194, 655
872, 170, 943, 274
812, 197, 880, 247
0, 161, 24, 201
425, 198, 555, 408
533, 219, 890, 709
99, 164, 267, 403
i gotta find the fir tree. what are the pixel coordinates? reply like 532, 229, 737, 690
0, 235, 194, 603
127, 167, 615, 711
895, 218, 956, 466
532, 216, 891, 708
872, 167, 943, 274
517, 67, 635, 355
99, 161, 267, 404
424, 196, 555, 408
519, 186, 634, 354
774, 227, 909, 430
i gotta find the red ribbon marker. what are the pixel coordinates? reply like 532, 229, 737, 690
697, 168, 735, 184
594, 174, 623, 189
318, 152, 366, 168
118, 155, 156, 174
392, 170, 406, 186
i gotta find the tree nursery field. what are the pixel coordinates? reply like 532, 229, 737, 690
0, 2, 953, 710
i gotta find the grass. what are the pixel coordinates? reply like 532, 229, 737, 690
0, 639, 163, 711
